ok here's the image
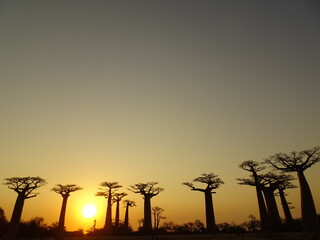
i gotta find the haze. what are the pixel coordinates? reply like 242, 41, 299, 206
0, 1, 319, 231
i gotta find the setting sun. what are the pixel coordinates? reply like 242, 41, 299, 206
82, 204, 97, 218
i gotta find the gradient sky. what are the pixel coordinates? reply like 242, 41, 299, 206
1, 0, 320, 231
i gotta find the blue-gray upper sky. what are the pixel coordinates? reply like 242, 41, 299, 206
0, 0, 319, 230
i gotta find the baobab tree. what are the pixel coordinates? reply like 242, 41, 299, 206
128, 182, 163, 233
152, 206, 166, 231
96, 181, 122, 233
239, 161, 272, 235
112, 192, 127, 228
3, 176, 47, 240
259, 173, 285, 232
123, 200, 136, 232
52, 184, 83, 240
264, 146, 320, 236
276, 174, 296, 229
237, 173, 283, 232
183, 173, 224, 233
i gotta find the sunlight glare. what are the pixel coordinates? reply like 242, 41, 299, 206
82, 204, 97, 218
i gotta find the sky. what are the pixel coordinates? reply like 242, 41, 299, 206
0, 0, 320, 232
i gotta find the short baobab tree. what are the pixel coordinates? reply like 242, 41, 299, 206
129, 182, 163, 233
183, 173, 224, 233
123, 200, 136, 232
112, 192, 127, 228
3, 176, 47, 240
52, 184, 83, 240
276, 174, 296, 228
239, 160, 272, 235
265, 146, 320, 236
152, 206, 165, 231
96, 181, 122, 233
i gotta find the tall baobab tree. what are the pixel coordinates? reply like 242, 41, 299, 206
128, 182, 163, 233
112, 192, 127, 228
183, 173, 224, 233
52, 184, 83, 240
123, 200, 136, 232
264, 146, 320, 236
238, 173, 283, 232
3, 176, 47, 240
239, 161, 272, 235
96, 181, 122, 233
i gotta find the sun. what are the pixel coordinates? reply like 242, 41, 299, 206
82, 204, 97, 218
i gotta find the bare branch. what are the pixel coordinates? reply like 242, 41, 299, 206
3, 176, 47, 199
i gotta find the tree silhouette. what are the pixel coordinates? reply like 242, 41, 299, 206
152, 206, 165, 231
276, 174, 296, 229
239, 161, 272, 235
258, 173, 285, 231
112, 192, 127, 228
0, 207, 8, 238
239, 172, 291, 232
3, 176, 47, 240
51, 184, 83, 240
128, 182, 163, 233
96, 181, 122, 233
265, 146, 320, 236
123, 200, 136, 232
183, 173, 224, 233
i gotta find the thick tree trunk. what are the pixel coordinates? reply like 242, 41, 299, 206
278, 189, 294, 229
104, 190, 112, 233
253, 172, 272, 235
124, 204, 129, 231
115, 201, 120, 228
7, 193, 25, 240
56, 196, 68, 240
297, 169, 320, 235
143, 196, 152, 233
204, 191, 216, 232
262, 188, 283, 232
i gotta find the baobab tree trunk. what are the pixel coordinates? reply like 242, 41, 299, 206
262, 188, 283, 232
143, 196, 152, 233
253, 172, 272, 235
204, 191, 216, 232
278, 189, 294, 229
7, 193, 25, 240
124, 204, 129, 231
57, 196, 68, 240
104, 191, 112, 233
297, 169, 320, 235
115, 201, 120, 228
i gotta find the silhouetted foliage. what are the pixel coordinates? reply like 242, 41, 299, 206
174, 220, 206, 234
0, 207, 8, 238
18, 217, 50, 239
183, 173, 223, 233
52, 184, 82, 240
217, 222, 245, 235
3, 176, 47, 240
265, 146, 320, 236
240, 215, 260, 232
129, 182, 163, 234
